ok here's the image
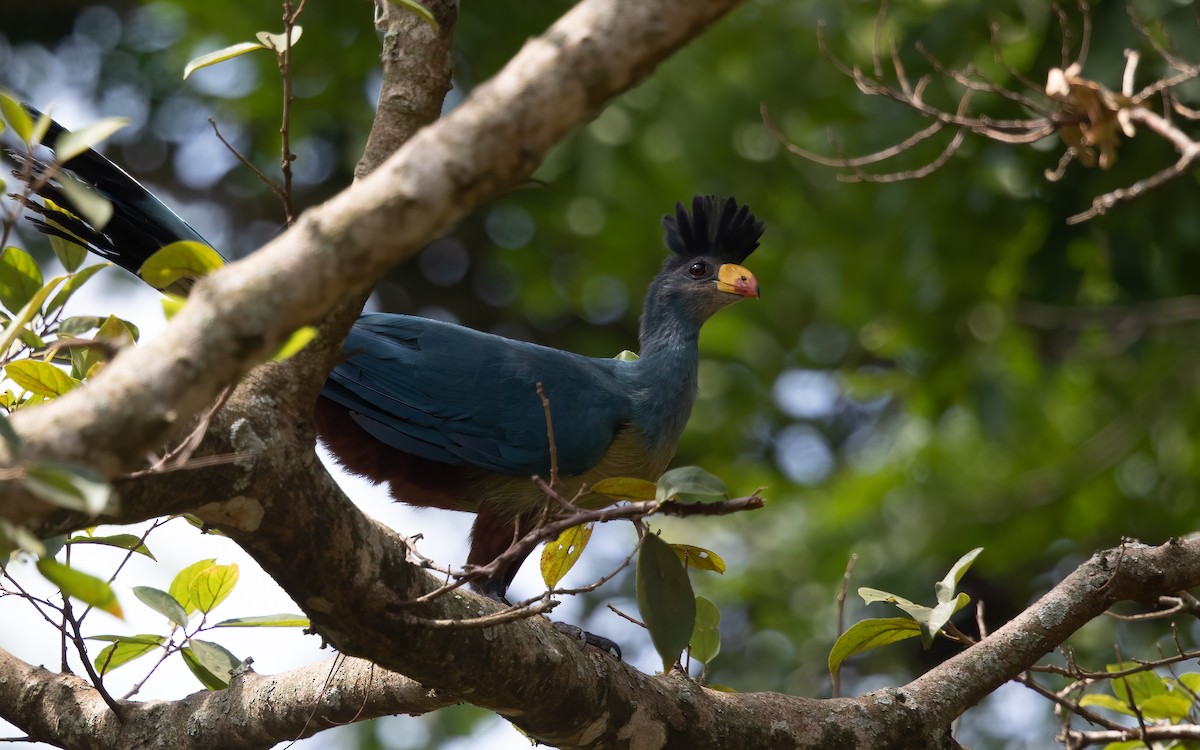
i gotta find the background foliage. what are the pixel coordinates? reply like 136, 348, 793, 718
4, 0, 1200, 747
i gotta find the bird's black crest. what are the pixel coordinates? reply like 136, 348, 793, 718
662, 195, 764, 265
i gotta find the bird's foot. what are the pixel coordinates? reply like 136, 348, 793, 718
472, 577, 512, 605
472, 578, 621, 659
552, 621, 622, 660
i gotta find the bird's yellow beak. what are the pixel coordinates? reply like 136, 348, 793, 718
716, 263, 760, 299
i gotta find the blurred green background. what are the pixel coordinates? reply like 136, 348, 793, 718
5, 0, 1200, 747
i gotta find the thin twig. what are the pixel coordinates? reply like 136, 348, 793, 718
399, 489, 764, 605
606, 603, 646, 629
208, 118, 288, 204
397, 592, 559, 629
831, 552, 858, 698
536, 382, 558, 486
62, 597, 124, 718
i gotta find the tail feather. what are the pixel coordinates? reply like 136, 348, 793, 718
10, 105, 224, 282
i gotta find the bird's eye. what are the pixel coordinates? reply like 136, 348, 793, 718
687, 261, 709, 279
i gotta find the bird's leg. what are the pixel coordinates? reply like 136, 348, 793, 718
468, 505, 621, 659
466, 504, 534, 603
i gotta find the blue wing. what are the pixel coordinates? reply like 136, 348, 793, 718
320, 313, 633, 476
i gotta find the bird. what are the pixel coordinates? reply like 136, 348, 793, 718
11, 114, 764, 613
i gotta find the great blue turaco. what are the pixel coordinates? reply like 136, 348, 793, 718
10, 112, 764, 652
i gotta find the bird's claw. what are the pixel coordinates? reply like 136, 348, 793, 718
552, 621, 622, 660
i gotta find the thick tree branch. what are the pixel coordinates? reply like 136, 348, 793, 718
0, 0, 748, 528
0, 648, 457, 749
18, 482, 1200, 750
909, 539, 1200, 728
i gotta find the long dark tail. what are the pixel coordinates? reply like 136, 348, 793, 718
7, 107, 225, 284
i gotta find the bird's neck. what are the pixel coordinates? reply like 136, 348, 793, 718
638, 293, 702, 359
625, 297, 702, 453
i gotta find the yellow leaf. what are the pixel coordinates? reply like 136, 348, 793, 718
271, 326, 318, 361
591, 476, 657, 501
670, 544, 726, 574
184, 42, 266, 79
138, 241, 224, 290
540, 524, 593, 588
6, 360, 79, 398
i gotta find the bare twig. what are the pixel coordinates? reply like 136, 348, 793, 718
396, 591, 558, 629
797, 1, 1200, 220
831, 552, 858, 698
275, 0, 304, 225
61, 598, 124, 719
536, 382, 558, 486
606, 603, 646, 628
399, 489, 764, 606
208, 118, 288, 205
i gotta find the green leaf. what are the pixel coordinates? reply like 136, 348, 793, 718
180, 645, 228, 690
213, 614, 310, 628
255, 26, 304, 51
0, 518, 45, 557
95, 314, 139, 346
187, 638, 240, 686
138, 241, 224, 290
670, 544, 726, 574
133, 586, 189, 629
53, 117, 129, 165
0, 275, 67, 357
161, 294, 186, 320
933, 547, 983, 604
540, 523, 593, 588
49, 236, 88, 274
613, 349, 639, 361
636, 533, 696, 672
56, 172, 113, 230
656, 466, 728, 503
17, 328, 45, 350
1138, 692, 1194, 721
66, 533, 155, 561
1173, 673, 1200, 697
40, 198, 90, 272
176, 513, 227, 536
58, 316, 103, 337
0, 93, 33, 143
169, 559, 218, 616
184, 42, 267, 79
35, 558, 122, 617
591, 476, 657, 501
271, 325, 318, 361
48, 263, 111, 312
858, 586, 969, 649
920, 592, 971, 650
24, 463, 111, 514
6, 360, 80, 397
41, 535, 66, 559
388, 0, 438, 29
90, 634, 165, 675
0, 246, 44, 314
69, 344, 101, 382
828, 617, 923, 678
188, 563, 239, 614
1108, 661, 1167, 706
689, 596, 721, 664
1078, 693, 1138, 717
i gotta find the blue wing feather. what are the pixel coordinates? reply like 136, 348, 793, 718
321, 313, 632, 476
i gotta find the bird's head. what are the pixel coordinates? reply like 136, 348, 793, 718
651, 195, 763, 323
